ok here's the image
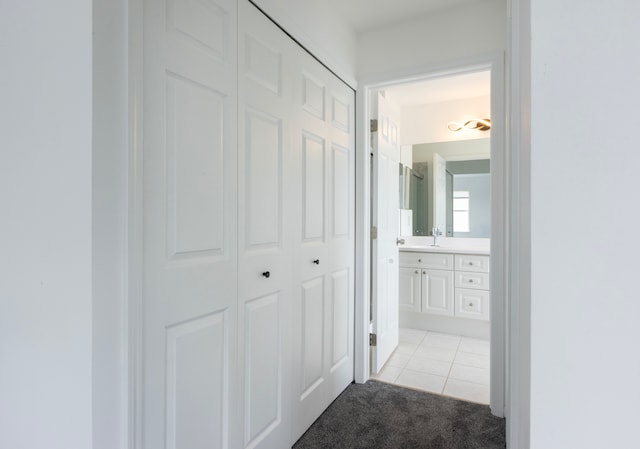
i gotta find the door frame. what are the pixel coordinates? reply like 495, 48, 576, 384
354, 53, 507, 417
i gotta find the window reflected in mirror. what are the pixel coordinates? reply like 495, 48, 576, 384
399, 138, 490, 238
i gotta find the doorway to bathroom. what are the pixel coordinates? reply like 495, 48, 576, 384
364, 59, 506, 416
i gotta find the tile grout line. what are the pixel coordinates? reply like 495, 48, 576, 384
441, 334, 462, 394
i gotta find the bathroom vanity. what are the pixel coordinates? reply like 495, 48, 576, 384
398, 237, 490, 339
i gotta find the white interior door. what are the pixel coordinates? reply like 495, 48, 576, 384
371, 91, 401, 374
237, 2, 296, 447
290, 44, 356, 441
142, 0, 239, 447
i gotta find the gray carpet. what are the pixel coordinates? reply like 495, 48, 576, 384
293, 380, 505, 449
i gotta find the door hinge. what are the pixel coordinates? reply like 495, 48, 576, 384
370, 119, 378, 133
369, 333, 377, 346
371, 226, 377, 240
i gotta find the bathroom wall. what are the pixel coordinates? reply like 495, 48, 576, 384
402, 96, 491, 145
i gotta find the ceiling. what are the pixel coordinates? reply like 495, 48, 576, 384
385, 71, 491, 107
322, 0, 481, 33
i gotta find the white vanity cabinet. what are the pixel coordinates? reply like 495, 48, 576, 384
398, 252, 455, 317
399, 250, 490, 322
454, 254, 491, 320
399, 267, 422, 313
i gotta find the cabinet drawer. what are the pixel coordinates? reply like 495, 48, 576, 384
455, 254, 490, 273
455, 288, 490, 321
399, 251, 453, 270
455, 271, 490, 290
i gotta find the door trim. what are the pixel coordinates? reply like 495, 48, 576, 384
354, 54, 508, 418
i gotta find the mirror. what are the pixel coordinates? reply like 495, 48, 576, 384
400, 138, 490, 238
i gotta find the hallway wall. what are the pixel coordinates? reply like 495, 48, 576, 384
357, 0, 507, 83
0, 2, 93, 448
529, 1, 640, 448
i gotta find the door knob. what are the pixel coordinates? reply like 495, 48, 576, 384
262, 271, 270, 278
313, 259, 320, 265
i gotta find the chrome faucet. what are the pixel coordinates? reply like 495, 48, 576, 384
431, 226, 441, 247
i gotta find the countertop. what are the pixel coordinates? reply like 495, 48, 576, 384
398, 237, 490, 255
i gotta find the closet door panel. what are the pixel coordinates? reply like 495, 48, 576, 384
291, 48, 355, 441
301, 277, 325, 395
242, 293, 282, 446
237, 2, 295, 448
302, 131, 326, 243
330, 269, 350, 369
324, 81, 355, 401
244, 109, 282, 248
142, 0, 238, 448
166, 75, 226, 258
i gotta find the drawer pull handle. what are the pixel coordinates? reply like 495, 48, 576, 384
262, 271, 271, 278
313, 259, 320, 265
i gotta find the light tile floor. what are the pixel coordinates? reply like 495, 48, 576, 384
371, 328, 490, 404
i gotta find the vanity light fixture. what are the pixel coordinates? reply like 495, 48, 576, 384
447, 118, 491, 132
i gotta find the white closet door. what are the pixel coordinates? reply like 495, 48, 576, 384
290, 48, 355, 441
142, 0, 239, 448
237, 2, 296, 448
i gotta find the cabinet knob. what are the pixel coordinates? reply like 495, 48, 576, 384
469, 279, 474, 283
469, 302, 474, 307
418, 258, 422, 262
422, 271, 426, 274
313, 259, 320, 265
414, 270, 419, 274
262, 271, 270, 278
468, 262, 474, 266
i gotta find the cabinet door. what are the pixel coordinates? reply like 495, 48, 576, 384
421, 269, 454, 317
399, 267, 421, 312
455, 288, 490, 321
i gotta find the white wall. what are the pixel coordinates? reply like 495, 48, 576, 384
401, 96, 491, 145
357, 0, 507, 83
92, 0, 129, 448
413, 139, 490, 163
0, 2, 93, 448
251, 0, 358, 85
529, 1, 640, 448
